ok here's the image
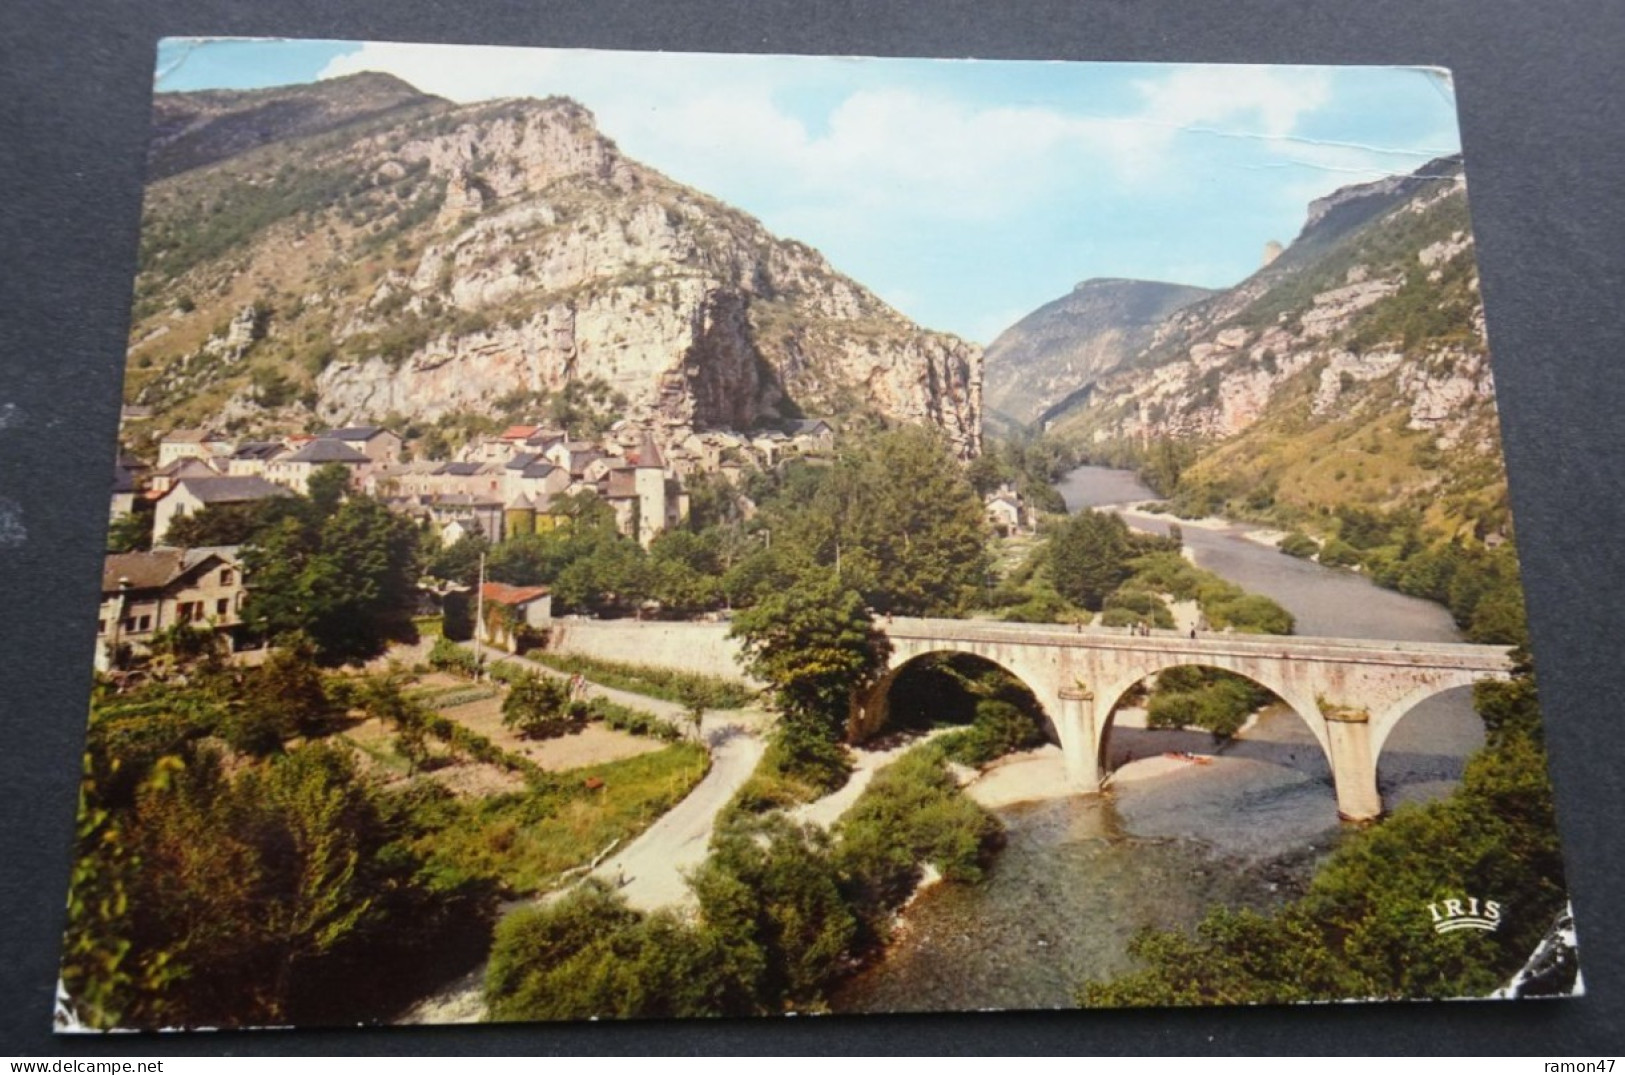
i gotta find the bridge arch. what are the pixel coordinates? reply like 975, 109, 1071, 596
1094, 656, 1329, 753
1093, 660, 1334, 784
1369, 674, 1497, 762
858, 650, 1058, 745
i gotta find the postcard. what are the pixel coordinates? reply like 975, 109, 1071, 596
58, 38, 1579, 1030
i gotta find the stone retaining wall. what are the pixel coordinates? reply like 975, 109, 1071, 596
547, 618, 759, 685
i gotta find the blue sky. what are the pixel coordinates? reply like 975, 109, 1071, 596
156, 39, 1462, 345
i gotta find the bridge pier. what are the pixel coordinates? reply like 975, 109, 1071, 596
1324, 709, 1382, 821
1057, 686, 1103, 792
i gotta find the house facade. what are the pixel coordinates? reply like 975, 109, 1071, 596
478, 582, 552, 653
152, 475, 294, 546
98, 547, 248, 670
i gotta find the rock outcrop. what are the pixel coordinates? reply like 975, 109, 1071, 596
126, 81, 982, 455
982, 278, 1212, 428
1045, 155, 1505, 529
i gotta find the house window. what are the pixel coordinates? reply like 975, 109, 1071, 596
220, 568, 234, 586
179, 601, 201, 623
217, 598, 230, 617
97, 619, 106, 636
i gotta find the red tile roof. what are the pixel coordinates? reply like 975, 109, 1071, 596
500, 425, 539, 440
481, 582, 550, 606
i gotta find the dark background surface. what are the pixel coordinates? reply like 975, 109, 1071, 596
3, 0, 1623, 1056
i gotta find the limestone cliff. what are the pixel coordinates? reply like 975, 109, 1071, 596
1047, 156, 1509, 534
125, 80, 982, 455
982, 277, 1213, 428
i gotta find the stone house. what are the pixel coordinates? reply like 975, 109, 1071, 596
156, 428, 231, 468
148, 456, 222, 496
317, 426, 403, 465
985, 488, 1027, 536
424, 493, 506, 544
224, 441, 288, 477
152, 475, 293, 546
364, 460, 443, 498
98, 546, 248, 670
265, 438, 371, 493
502, 456, 571, 504
478, 582, 552, 653
110, 461, 139, 520
782, 417, 836, 455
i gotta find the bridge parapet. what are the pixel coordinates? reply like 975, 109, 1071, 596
880, 617, 1512, 673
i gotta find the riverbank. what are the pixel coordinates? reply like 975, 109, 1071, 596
825, 465, 1488, 1013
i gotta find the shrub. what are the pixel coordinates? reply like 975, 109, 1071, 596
501, 672, 587, 741
428, 637, 478, 678
1205, 594, 1295, 635
1145, 668, 1273, 739
938, 699, 1047, 767
1318, 537, 1361, 568
1278, 532, 1319, 559
585, 698, 681, 741
523, 652, 757, 710
836, 744, 1003, 935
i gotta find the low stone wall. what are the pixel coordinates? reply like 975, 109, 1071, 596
546, 618, 759, 685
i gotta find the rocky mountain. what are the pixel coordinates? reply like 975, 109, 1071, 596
1048, 155, 1509, 537
146, 72, 442, 181
982, 278, 1213, 429
124, 76, 982, 455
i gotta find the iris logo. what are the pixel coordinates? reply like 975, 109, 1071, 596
1427, 896, 1501, 933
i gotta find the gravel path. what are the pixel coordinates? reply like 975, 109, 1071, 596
399, 648, 772, 1024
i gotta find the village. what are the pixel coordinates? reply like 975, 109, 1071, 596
99, 413, 1037, 672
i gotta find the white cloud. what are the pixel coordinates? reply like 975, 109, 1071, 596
319, 42, 1174, 225
312, 45, 1459, 338
1133, 65, 1334, 140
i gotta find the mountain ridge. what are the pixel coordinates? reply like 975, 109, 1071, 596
124, 77, 982, 455
982, 277, 1214, 428
1046, 155, 1504, 539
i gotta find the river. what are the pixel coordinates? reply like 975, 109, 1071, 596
828, 466, 1485, 1014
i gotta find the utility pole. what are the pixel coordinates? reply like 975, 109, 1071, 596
473, 552, 486, 678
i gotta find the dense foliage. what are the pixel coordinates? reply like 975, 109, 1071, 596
729, 572, 890, 792
732, 426, 992, 617
884, 653, 1050, 766
485, 744, 1002, 1019
1144, 666, 1275, 741
61, 671, 493, 1029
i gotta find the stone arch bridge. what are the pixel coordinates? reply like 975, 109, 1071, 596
854, 617, 1515, 821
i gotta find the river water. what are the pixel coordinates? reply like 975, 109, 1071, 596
828, 466, 1485, 1014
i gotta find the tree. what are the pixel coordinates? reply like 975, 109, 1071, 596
161, 499, 297, 549
501, 672, 584, 740
729, 571, 890, 734
62, 738, 491, 1029
241, 495, 423, 665
648, 531, 724, 617
690, 814, 858, 1010
221, 638, 332, 754
427, 532, 489, 587
305, 463, 350, 521
485, 881, 748, 1021
771, 426, 991, 616
1049, 509, 1134, 610
107, 509, 155, 553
